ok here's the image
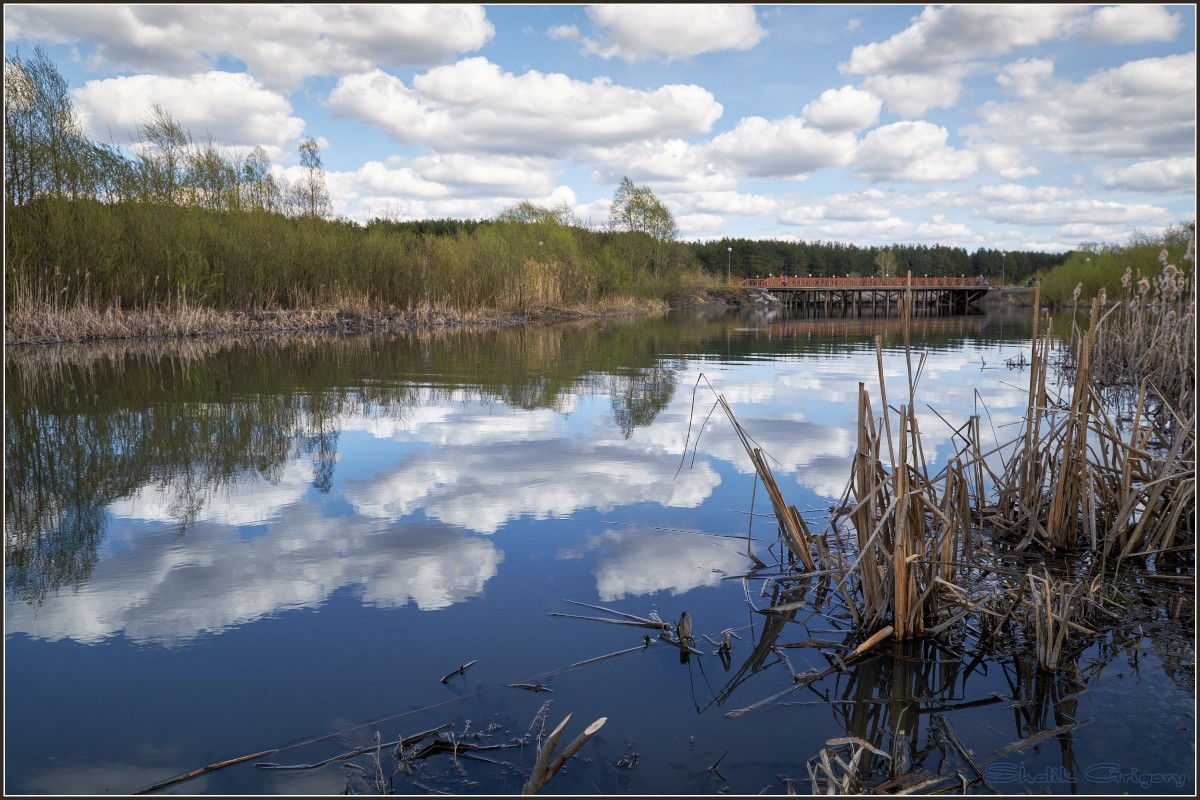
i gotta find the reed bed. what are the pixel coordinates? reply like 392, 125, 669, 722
3, 286, 658, 345
995, 282, 1195, 562
719, 226, 1193, 654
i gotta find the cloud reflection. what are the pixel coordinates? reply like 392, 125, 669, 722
6, 505, 502, 645
345, 440, 720, 534
584, 528, 750, 601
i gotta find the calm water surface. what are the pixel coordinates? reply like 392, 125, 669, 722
4, 307, 1194, 795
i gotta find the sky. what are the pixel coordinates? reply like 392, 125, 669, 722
3, 4, 1196, 253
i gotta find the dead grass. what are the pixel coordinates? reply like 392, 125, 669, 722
3, 295, 663, 346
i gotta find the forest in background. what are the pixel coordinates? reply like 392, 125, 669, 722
5, 46, 1190, 337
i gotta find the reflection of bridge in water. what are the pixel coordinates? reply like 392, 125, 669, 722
733, 312, 989, 340
739, 276, 989, 314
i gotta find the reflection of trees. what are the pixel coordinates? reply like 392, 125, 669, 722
610, 363, 677, 438
669, 305, 1035, 361
5, 343, 381, 607
4, 317, 695, 607
6, 400, 138, 608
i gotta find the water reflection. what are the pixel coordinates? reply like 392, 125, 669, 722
6, 505, 502, 644
346, 438, 720, 535
579, 528, 750, 601
4, 311, 1043, 631
12, 309, 1185, 796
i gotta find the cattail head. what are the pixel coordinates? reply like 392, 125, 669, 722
1159, 249, 1169, 266
1072, 283, 1082, 302
1138, 277, 1151, 295
1121, 267, 1132, 289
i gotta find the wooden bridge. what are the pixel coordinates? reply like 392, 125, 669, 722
738, 275, 989, 314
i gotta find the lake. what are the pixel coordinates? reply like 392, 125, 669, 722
4, 305, 1194, 795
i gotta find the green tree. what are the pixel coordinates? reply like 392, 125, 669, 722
497, 199, 577, 226
3, 46, 98, 204
874, 248, 897, 278
236, 146, 283, 212
136, 103, 190, 204
186, 132, 239, 210
291, 137, 332, 218
608, 176, 678, 278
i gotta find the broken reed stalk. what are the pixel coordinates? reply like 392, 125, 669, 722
718, 394, 816, 570
1044, 296, 1101, 550
521, 713, 606, 795
1025, 569, 1086, 672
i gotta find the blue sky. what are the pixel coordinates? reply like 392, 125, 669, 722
4, 4, 1196, 252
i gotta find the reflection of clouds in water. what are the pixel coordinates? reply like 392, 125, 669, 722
61, 347, 1030, 645
107, 459, 313, 527
17, 762, 208, 795
677, 415, 854, 482
346, 442, 719, 534
266, 768, 346, 795
585, 528, 750, 601
5, 505, 501, 645
794, 454, 856, 500
342, 396, 565, 446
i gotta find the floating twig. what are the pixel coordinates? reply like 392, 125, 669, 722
549, 613, 669, 629
440, 660, 478, 684
569, 642, 654, 667
988, 719, 1094, 761
561, 599, 670, 628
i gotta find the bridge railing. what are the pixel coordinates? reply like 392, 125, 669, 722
739, 276, 988, 289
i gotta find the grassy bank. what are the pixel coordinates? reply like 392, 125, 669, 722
4, 197, 731, 344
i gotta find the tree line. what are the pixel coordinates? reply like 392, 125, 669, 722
5, 47, 333, 217
4, 45, 1126, 324
691, 239, 1068, 284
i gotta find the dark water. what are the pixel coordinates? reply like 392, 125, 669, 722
4, 307, 1194, 795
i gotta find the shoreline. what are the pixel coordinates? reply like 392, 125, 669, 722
3, 286, 1041, 348
2, 297, 703, 348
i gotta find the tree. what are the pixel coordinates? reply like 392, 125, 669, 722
185, 132, 239, 210
136, 103, 190, 204
874, 248, 897, 278
497, 199, 577, 226
4, 46, 98, 204
291, 137, 332, 218
608, 176, 678, 278
609, 176, 677, 240
236, 146, 282, 212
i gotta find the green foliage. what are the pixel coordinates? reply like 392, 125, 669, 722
608, 176, 679, 279
6, 48, 1181, 321
4, 195, 703, 314
291, 137, 332, 218
874, 248, 897, 277
4, 46, 102, 204
1037, 224, 1194, 305
496, 200, 577, 226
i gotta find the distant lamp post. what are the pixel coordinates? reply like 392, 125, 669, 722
727, 246, 732, 281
